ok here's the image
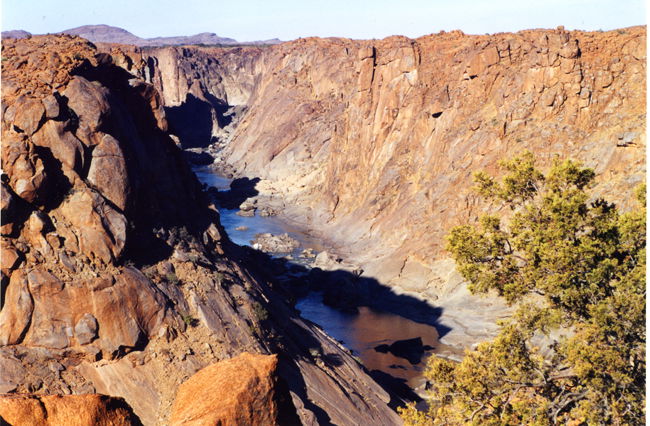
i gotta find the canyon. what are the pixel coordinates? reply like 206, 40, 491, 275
0, 24, 646, 425
0, 35, 401, 425
131, 26, 646, 346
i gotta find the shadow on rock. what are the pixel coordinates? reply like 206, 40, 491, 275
369, 370, 422, 410
165, 93, 214, 149
225, 242, 452, 409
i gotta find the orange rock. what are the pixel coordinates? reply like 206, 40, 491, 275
0, 245, 21, 274
0, 394, 141, 425
87, 133, 129, 211
137, 27, 645, 347
0, 270, 33, 345
0, 266, 166, 356
63, 76, 111, 147
206, 28, 646, 302
170, 353, 285, 426
58, 189, 127, 263
1, 134, 49, 205
10, 95, 45, 135
31, 119, 85, 173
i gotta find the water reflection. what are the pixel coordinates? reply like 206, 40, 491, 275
194, 165, 461, 391
296, 292, 461, 389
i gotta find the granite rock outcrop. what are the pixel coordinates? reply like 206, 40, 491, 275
0, 35, 402, 425
169, 353, 297, 425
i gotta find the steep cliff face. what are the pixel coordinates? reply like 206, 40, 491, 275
0, 35, 401, 425
129, 44, 264, 148
140, 27, 645, 346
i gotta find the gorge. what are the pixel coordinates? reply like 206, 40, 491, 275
134, 25, 646, 347
0, 24, 646, 425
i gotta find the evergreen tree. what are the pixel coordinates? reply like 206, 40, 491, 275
400, 153, 645, 425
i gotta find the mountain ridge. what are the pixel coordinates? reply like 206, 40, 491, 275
1, 24, 282, 46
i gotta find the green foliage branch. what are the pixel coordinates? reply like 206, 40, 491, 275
400, 152, 645, 425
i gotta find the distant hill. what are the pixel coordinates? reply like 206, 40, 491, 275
59, 24, 144, 45
1, 29, 31, 39
1, 24, 282, 46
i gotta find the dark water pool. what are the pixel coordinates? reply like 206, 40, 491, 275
194, 165, 460, 390
296, 292, 453, 388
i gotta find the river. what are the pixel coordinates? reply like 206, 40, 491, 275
194, 165, 461, 392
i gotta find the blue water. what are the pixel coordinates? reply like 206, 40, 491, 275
295, 292, 452, 387
193, 165, 459, 388
194, 165, 325, 256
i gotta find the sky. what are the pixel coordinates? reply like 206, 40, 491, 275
1, 0, 646, 42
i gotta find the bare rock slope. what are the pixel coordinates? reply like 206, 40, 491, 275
0, 35, 401, 425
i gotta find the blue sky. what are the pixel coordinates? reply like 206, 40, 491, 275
1, 0, 645, 41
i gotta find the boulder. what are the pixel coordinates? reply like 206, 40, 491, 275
170, 353, 295, 426
239, 199, 256, 211
312, 250, 343, 270
31, 119, 85, 173
0, 354, 25, 393
75, 313, 99, 345
58, 189, 127, 263
250, 233, 299, 253
2, 136, 49, 205
0, 245, 21, 275
42, 94, 61, 119
258, 206, 277, 217
374, 337, 431, 365
11, 95, 45, 135
63, 76, 111, 147
321, 273, 362, 314
86, 133, 130, 211
0, 394, 142, 425
1, 266, 165, 357
0, 270, 33, 345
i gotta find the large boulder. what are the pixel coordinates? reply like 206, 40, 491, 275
62, 76, 112, 147
58, 189, 127, 263
0, 394, 141, 425
86, 134, 130, 211
251, 233, 299, 253
170, 353, 296, 426
0, 267, 166, 358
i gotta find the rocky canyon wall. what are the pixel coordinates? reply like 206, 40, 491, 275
140, 27, 646, 346
101, 43, 265, 148
0, 35, 401, 425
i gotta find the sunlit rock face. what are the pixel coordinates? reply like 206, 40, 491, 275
169, 353, 296, 426
0, 35, 402, 425
141, 27, 645, 346
0, 394, 141, 425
